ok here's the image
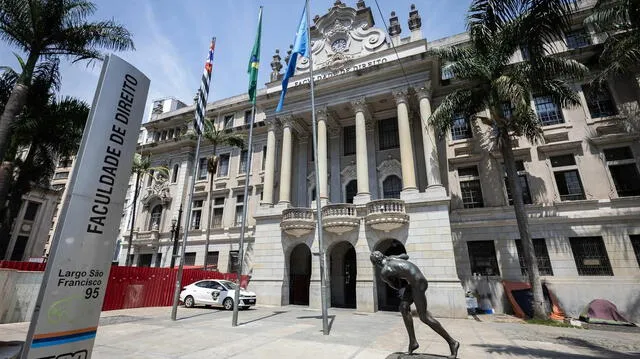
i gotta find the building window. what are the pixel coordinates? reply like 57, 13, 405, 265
235, 195, 244, 226
503, 161, 532, 205
550, 154, 585, 201
604, 147, 640, 197
197, 158, 208, 180
451, 115, 472, 140
520, 45, 530, 61
382, 175, 402, 199
310, 187, 316, 203
154, 132, 160, 142
261, 146, 267, 170
171, 164, 179, 183
212, 197, 224, 228
244, 110, 252, 125
630, 235, 640, 268
229, 250, 240, 273
569, 236, 613, 276
565, 29, 591, 49
138, 254, 152, 267
168, 129, 174, 139
58, 157, 72, 168
343, 125, 356, 156
217, 154, 230, 177
184, 252, 197, 266
467, 241, 500, 276
458, 166, 484, 208
10, 236, 29, 261
534, 96, 564, 126
147, 170, 155, 187
378, 118, 399, 150
239, 150, 248, 174
223, 114, 234, 129
206, 251, 219, 270
160, 131, 167, 141
149, 204, 162, 230
583, 84, 616, 119
515, 239, 554, 276
24, 201, 40, 221
441, 62, 454, 81
191, 200, 203, 230
345, 180, 357, 204
53, 171, 69, 180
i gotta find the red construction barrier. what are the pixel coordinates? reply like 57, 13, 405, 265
0, 260, 46, 271
1, 261, 250, 311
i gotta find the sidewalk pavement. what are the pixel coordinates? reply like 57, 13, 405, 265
1, 305, 639, 358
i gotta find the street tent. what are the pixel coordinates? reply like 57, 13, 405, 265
579, 299, 636, 326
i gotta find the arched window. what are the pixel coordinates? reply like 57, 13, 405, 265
149, 205, 162, 230
171, 163, 179, 183
383, 175, 402, 199
345, 180, 357, 204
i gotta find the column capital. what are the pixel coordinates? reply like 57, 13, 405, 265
315, 106, 329, 123
265, 117, 280, 131
328, 125, 341, 138
350, 97, 370, 117
278, 115, 295, 129
392, 87, 410, 106
415, 82, 433, 101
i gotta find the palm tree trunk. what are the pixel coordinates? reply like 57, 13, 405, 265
203, 173, 214, 270
0, 161, 14, 213
501, 131, 547, 320
125, 172, 141, 266
0, 53, 39, 163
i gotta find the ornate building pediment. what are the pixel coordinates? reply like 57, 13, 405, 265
377, 157, 402, 180
141, 173, 172, 208
295, 1, 387, 74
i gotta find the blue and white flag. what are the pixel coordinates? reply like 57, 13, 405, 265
275, 6, 309, 112
195, 38, 216, 135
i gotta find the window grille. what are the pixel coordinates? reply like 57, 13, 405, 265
566, 29, 591, 49
583, 84, 616, 118
467, 241, 500, 276
378, 118, 400, 150
569, 237, 613, 276
451, 115, 472, 140
383, 175, 402, 199
534, 96, 564, 126
604, 147, 640, 197
343, 126, 356, 155
458, 166, 484, 208
515, 239, 554, 276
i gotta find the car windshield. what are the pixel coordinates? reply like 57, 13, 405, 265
220, 280, 238, 290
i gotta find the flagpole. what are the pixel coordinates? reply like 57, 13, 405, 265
305, 0, 329, 335
171, 133, 201, 321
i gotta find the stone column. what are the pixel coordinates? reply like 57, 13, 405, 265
392, 88, 418, 193
416, 85, 445, 194
278, 116, 294, 205
262, 119, 278, 205
316, 108, 329, 202
351, 98, 371, 203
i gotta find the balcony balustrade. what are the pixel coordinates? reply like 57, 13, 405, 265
322, 204, 360, 234
365, 199, 409, 232
280, 208, 315, 237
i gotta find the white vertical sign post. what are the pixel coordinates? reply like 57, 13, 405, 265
21, 54, 150, 359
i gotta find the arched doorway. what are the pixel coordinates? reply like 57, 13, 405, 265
149, 204, 162, 230
345, 180, 357, 204
383, 175, 402, 199
330, 242, 357, 308
289, 244, 311, 305
375, 239, 406, 311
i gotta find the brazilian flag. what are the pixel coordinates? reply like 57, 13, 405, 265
248, 7, 263, 105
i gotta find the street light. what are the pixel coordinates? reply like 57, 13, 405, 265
170, 204, 183, 268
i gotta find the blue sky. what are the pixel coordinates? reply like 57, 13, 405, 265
0, 0, 471, 120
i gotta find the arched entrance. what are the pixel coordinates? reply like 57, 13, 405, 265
330, 242, 357, 308
289, 244, 311, 305
375, 239, 406, 311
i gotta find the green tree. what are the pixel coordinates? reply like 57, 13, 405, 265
585, 0, 640, 81
0, 60, 89, 258
201, 118, 245, 270
125, 153, 167, 266
0, 0, 134, 164
429, 0, 588, 319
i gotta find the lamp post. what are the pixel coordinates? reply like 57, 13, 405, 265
170, 203, 183, 268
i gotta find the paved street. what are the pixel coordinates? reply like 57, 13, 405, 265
1, 306, 639, 358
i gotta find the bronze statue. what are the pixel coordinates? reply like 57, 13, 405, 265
370, 251, 459, 359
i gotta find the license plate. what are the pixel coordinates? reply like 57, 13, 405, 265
246, 299, 255, 304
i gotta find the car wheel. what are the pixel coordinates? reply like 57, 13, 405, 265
184, 295, 195, 308
223, 297, 233, 310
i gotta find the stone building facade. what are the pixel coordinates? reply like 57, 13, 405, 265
117, 0, 640, 320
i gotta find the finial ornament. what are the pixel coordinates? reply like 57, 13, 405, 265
408, 4, 422, 31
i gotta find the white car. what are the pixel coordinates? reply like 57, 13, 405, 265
180, 279, 256, 310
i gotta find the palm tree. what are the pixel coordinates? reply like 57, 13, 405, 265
124, 153, 167, 266
201, 118, 245, 270
429, 0, 588, 319
0, 60, 89, 256
0, 0, 134, 163
585, 0, 640, 82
